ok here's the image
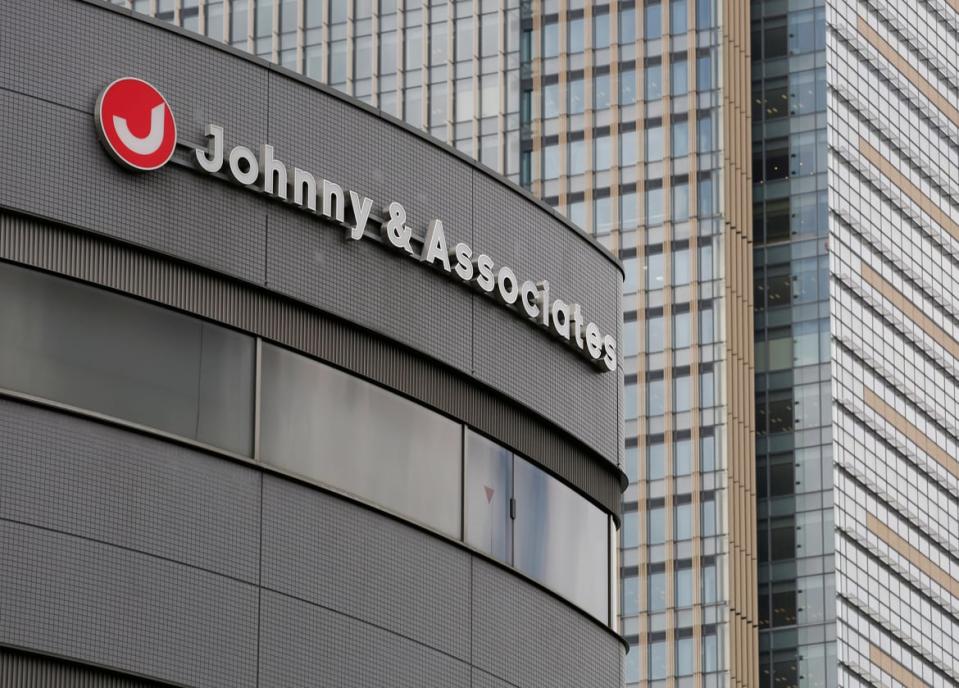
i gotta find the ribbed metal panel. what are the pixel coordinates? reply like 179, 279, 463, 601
0, 211, 622, 516
0, 649, 170, 688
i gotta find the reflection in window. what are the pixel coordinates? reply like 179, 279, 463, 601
593, 12, 610, 50
670, 57, 688, 96
620, 68, 637, 104
673, 309, 691, 348
645, 3, 662, 40
594, 73, 611, 109
674, 498, 692, 540
621, 130, 638, 168
676, 631, 695, 675
648, 377, 666, 416
648, 439, 666, 480
568, 78, 585, 114
645, 61, 662, 100
675, 562, 693, 607
672, 119, 689, 157
674, 437, 692, 475
646, 124, 664, 161
619, 7, 636, 44
647, 184, 664, 225
568, 17, 585, 53
647, 313, 665, 352
648, 566, 667, 610
645, 250, 665, 290
0, 262, 254, 456
260, 344, 463, 537
648, 503, 666, 543
514, 457, 609, 621
465, 431, 513, 564
649, 636, 668, 680
670, 0, 687, 34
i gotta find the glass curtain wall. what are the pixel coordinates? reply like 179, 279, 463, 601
111, 0, 523, 182
751, 1, 834, 686
519, 0, 730, 685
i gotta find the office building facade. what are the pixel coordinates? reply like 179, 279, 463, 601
0, 1, 626, 686
28, 1, 959, 687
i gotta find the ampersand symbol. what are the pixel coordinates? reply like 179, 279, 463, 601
381, 201, 413, 253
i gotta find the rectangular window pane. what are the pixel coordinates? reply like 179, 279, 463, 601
0, 263, 254, 455
260, 343, 463, 537
465, 431, 512, 563
514, 458, 609, 621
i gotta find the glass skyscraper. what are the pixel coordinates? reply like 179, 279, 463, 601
120, 0, 959, 686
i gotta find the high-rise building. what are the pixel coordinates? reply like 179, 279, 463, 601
0, 1, 626, 687
67, 1, 959, 687
751, 1, 834, 685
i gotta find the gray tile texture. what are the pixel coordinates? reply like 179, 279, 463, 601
0, 399, 623, 688
0, 0, 622, 465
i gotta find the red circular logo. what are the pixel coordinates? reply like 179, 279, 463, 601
96, 77, 177, 171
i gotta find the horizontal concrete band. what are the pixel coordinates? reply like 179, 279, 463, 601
0, 210, 624, 517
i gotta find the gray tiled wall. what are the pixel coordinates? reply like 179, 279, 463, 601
0, 399, 623, 688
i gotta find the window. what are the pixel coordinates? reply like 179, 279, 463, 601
674, 497, 692, 539
700, 366, 715, 407
696, 0, 714, 28
672, 178, 689, 221
699, 303, 715, 344
703, 628, 719, 672
701, 430, 716, 471
674, 436, 692, 475
648, 438, 666, 480
675, 562, 694, 607
697, 111, 714, 151
624, 382, 638, 419
702, 558, 718, 603
595, 135, 612, 170
673, 308, 691, 348
595, 195, 613, 233
673, 371, 691, 413
645, 3, 662, 40
701, 492, 717, 536
647, 312, 665, 352
644, 61, 662, 100
696, 51, 713, 90
621, 191, 639, 228
465, 431, 512, 563
645, 250, 665, 290
649, 636, 668, 680
514, 457, 609, 621
542, 21, 559, 58
646, 123, 664, 161
568, 17, 585, 53
670, 0, 687, 34
568, 78, 585, 114
620, 68, 637, 104
569, 139, 587, 175
542, 144, 560, 179
621, 130, 638, 167
594, 73, 611, 109
698, 173, 715, 215
623, 318, 639, 358
261, 344, 462, 536
676, 632, 695, 677
622, 575, 639, 615
593, 12, 610, 49
543, 82, 561, 118
619, 7, 636, 44
648, 376, 666, 416
670, 57, 688, 95
624, 256, 639, 293
672, 119, 689, 157
648, 566, 667, 610
0, 262, 255, 456
672, 245, 691, 285
646, 183, 664, 224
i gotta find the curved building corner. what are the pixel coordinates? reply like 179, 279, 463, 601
0, 2, 626, 688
